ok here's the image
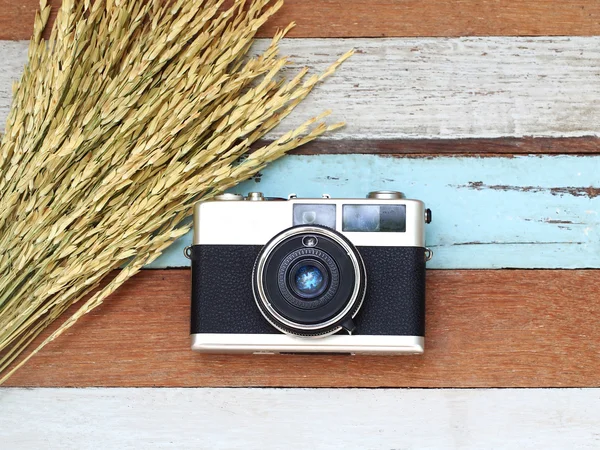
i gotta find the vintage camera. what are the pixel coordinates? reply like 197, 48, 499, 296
188, 191, 432, 354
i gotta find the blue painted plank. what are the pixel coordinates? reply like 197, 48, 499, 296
148, 155, 600, 269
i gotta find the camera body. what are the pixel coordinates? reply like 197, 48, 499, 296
189, 191, 432, 355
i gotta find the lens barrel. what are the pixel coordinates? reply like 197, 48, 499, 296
252, 225, 367, 337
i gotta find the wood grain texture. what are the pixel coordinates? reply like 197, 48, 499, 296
151, 155, 600, 270
3, 38, 600, 140
3, 388, 600, 450
287, 137, 600, 155
5, 269, 600, 388
2, 0, 600, 40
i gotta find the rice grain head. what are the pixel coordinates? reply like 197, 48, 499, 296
0, 0, 353, 383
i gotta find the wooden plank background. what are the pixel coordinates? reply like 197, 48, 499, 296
3, 388, 600, 449
0, 0, 599, 396
5, 269, 600, 388
148, 154, 600, 270
3, 38, 600, 141
2, 0, 600, 39
3, 1, 600, 447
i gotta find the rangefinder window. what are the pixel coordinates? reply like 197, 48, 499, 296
342, 204, 406, 232
293, 204, 336, 228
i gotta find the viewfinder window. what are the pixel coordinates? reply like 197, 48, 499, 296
293, 204, 336, 228
342, 205, 406, 232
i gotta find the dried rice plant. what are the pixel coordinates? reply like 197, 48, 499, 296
0, 0, 352, 382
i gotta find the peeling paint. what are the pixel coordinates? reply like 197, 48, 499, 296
5, 39, 600, 139
523, 218, 583, 225
460, 181, 600, 199
544, 219, 583, 225
448, 241, 584, 246
551, 187, 600, 199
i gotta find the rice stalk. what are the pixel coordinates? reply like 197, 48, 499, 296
0, 0, 352, 383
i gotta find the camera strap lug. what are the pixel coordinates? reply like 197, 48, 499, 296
184, 246, 193, 260
425, 247, 433, 262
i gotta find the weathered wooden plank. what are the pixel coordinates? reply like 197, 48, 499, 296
3, 0, 600, 40
2, 388, 600, 449
145, 154, 600, 269
5, 269, 600, 388
2, 38, 600, 140
288, 137, 600, 155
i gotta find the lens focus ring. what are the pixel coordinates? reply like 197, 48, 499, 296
276, 248, 340, 310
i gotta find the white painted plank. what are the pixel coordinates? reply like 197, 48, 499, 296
1, 388, 599, 449
0, 41, 27, 133
1, 37, 600, 139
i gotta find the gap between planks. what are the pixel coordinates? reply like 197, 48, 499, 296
2, 0, 600, 39
284, 137, 600, 156
4, 269, 600, 388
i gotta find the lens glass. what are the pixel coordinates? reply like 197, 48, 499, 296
283, 256, 334, 307
294, 265, 325, 297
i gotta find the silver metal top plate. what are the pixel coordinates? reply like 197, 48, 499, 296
194, 195, 427, 247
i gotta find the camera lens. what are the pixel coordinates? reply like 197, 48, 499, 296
288, 259, 330, 300
252, 225, 367, 337
277, 250, 338, 310
294, 265, 324, 296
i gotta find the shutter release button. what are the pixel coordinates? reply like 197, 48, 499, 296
367, 191, 405, 200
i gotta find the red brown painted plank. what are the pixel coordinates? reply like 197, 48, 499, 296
4, 269, 600, 388
2, 0, 600, 40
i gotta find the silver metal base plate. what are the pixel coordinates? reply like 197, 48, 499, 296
191, 334, 424, 355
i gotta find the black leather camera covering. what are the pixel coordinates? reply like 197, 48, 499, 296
190, 245, 426, 336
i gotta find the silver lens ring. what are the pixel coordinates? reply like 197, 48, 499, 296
252, 225, 367, 337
